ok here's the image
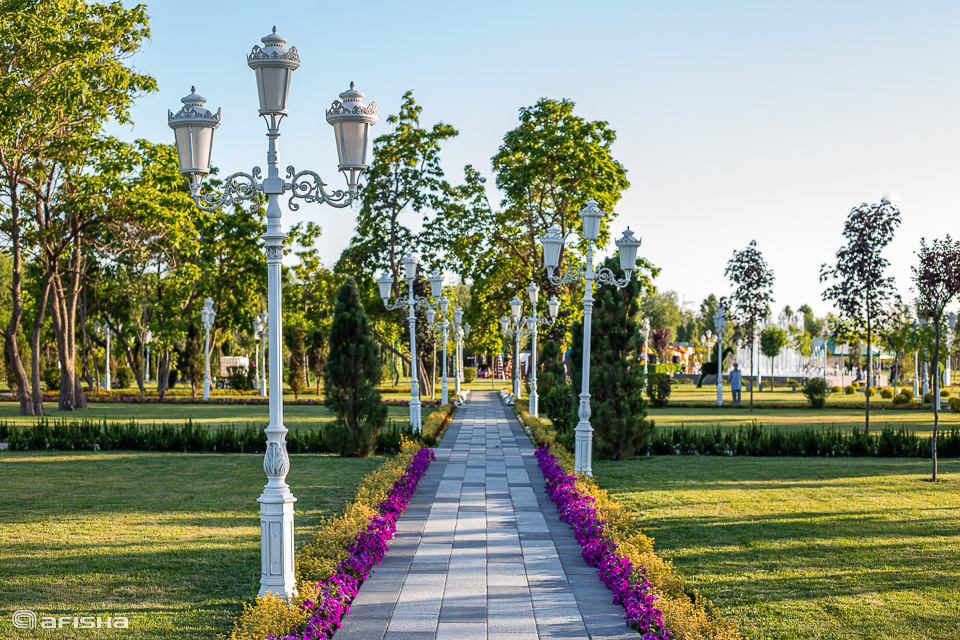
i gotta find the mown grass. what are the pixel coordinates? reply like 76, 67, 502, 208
595, 456, 960, 640
0, 451, 385, 639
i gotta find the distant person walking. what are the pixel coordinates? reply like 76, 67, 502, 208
729, 363, 743, 406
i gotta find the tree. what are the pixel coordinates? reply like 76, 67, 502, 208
582, 256, 652, 460
323, 277, 387, 457
307, 329, 326, 395
912, 236, 960, 482
537, 339, 574, 435
724, 240, 775, 411
640, 291, 682, 343
760, 325, 788, 390
179, 322, 203, 399
0, 0, 155, 414
286, 323, 306, 400
651, 327, 671, 364
788, 325, 813, 381
821, 198, 901, 433
797, 303, 820, 336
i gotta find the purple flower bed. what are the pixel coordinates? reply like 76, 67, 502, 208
271, 447, 436, 640
535, 446, 672, 639
0, 394, 440, 408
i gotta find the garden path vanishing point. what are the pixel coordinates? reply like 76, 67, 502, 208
335, 390, 637, 640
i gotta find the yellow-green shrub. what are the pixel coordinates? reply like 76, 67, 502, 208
421, 403, 456, 442
517, 408, 743, 640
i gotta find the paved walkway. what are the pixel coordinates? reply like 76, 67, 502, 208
335, 391, 636, 640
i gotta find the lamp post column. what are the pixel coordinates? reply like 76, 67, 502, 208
513, 326, 521, 399
203, 324, 212, 400
105, 327, 112, 392
441, 317, 449, 405
529, 316, 539, 417
454, 329, 462, 395
715, 307, 726, 406
575, 251, 595, 477
407, 278, 422, 430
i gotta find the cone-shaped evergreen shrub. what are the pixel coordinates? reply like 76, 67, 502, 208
538, 339, 575, 435
286, 323, 307, 399
568, 256, 652, 460
323, 277, 387, 456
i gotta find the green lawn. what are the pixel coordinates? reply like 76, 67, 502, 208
595, 457, 960, 640
0, 451, 385, 639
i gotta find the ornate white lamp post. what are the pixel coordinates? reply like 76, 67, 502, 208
168, 26, 377, 600
642, 318, 650, 391
920, 318, 930, 399
946, 312, 956, 393
95, 321, 114, 392
714, 306, 727, 406
377, 256, 442, 430
144, 330, 153, 383
201, 297, 216, 400
539, 200, 641, 477
913, 320, 920, 399
439, 297, 450, 404
523, 284, 559, 417
500, 300, 523, 400
453, 308, 463, 395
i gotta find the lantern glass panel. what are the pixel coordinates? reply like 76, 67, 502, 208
174, 125, 214, 175
377, 272, 392, 300
255, 67, 292, 114
427, 308, 436, 325
334, 121, 370, 168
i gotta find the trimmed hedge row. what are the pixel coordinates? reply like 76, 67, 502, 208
646, 423, 960, 458
515, 408, 742, 640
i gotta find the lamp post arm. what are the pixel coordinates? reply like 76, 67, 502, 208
595, 266, 630, 289
546, 264, 586, 287
193, 168, 263, 212
285, 166, 354, 210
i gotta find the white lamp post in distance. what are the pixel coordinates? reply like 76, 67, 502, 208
201, 297, 216, 400
95, 321, 114, 392
377, 256, 443, 430
258, 310, 268, 396
508, 283, 559, 417
168, 26, 377, 600
539, 199, 641, 477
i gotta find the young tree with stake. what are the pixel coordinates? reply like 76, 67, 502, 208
821, 198, 901, 433
912, 236, 960, 482
724, 240, 775, 411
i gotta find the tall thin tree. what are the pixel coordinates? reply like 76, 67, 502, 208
724, 240, 774, 411
912, 236, 960, 482
821, 198, 901, 433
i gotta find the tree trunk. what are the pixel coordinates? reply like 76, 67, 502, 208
80, 294, 94, 389
156, 350, 171, 399
749, 335, 755, 412
29, 276, 54, 416
932, 321, 940, 482
48, 251, 88, 411
866, 317, 872, 434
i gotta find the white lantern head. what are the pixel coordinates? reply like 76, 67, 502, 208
246, 27, 300, 117
325, 82, 379, 194
527, 282, 539, 306
168, 87, 221, 185
426, 308, 436, 325
579, 199, 604, 242
510, 296, 522, 321
714, 305, 727, 330
377, 271, 393, 301
440, 297, 449, 315
643, 318, 650, 331
548, 296, 560, 319
201, 297, 216, 330
540, 225, 565, 270
94, 320, 101, 334
500, 316, 510, 335
616, 227, 641, 277
254, 316, 262, 334
145, 330, 153, 343
402, 254, 418, 282
428, 270, 444, 298
259, 309, 268, 326
453, 307, 463, 327
950, 312, 957, 331
464, 322, 471, 339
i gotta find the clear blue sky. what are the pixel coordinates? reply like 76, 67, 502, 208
108, 0, 960, 317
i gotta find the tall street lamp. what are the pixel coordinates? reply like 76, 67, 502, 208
512, 283, 559, 417
168, 26, 377, 600
642, 318, 650, 391
144, 330, 153, 383
946, 312, 957, 395
453, 309, 470, 396
500, 307, 523, 400
95, 321, 114, 392
426, 294, 451, 405
377, 255, 442, 430
539, 199, 641, 477
913, 320, 920, 399
714, 306, 727, 406
201, 297, 216, 400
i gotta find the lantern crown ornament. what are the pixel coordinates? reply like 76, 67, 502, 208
540, 226, 566, 270
326, 82, 379, 195
246, 26, 300, 116
168, 87, 221, 179
579, 199, 604, 242
615, 227, 641, 277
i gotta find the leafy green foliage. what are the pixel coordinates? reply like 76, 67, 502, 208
42, 367, 60, 391
286, 324, 306, 400
802, 377, 829, 408
646, 373, 673, 408
115, 366, 134, 389
323, 278, 387, 457
537, 339, 574, 435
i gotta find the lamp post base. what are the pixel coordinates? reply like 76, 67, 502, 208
441, 380, 449, 405
257, 488, 297, 600
716, 383, 723, 406
573, 419, 593, 477
203, 378, 211, 401
410, 397, 422, 432
529, 389, 538, 417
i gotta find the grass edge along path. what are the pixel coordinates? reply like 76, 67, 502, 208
515, 407, 743, 640
228, 403, 455, 640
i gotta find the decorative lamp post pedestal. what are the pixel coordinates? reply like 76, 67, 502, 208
714, 307, 727, 406
167, 26, 377, 600
201, 297, 216, 401
539, 200, 641, 477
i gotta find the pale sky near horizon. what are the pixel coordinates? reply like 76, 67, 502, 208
107, 0, 960, 318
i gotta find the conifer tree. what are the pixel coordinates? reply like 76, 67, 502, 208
568, 256, 652, 460
323, 277, 387, 456
286, 324, 306, 400
537, 339, 575, 435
